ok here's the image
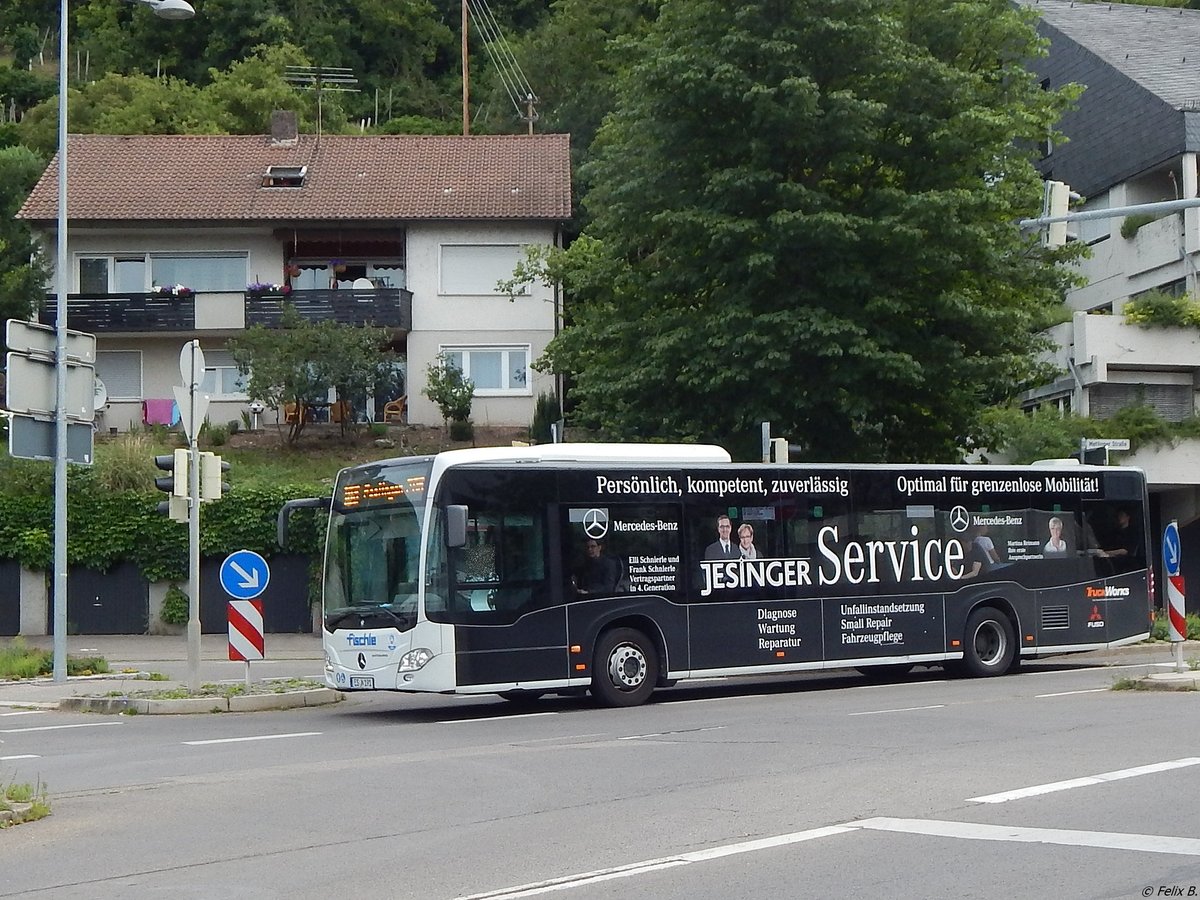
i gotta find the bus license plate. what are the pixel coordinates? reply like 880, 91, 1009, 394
349, 676, 374, 689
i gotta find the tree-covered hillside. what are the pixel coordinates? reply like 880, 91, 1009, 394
1, 0, 1086, 462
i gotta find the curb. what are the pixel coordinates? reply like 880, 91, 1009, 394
58, 688, 343, 715
1137, 672, 1200, 692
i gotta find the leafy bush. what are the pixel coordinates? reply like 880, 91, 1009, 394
0, 637, 110, 679
979, 403, 1200, 464
1123, 291, 1200, 329
423, 354, 474, 424
1120, 213, 1160, 239
449, 419, 475, 442
1150, 610, 1200, 641
530, 391, 562, 444
160, 584, 189, 626
203, 423, 229, 447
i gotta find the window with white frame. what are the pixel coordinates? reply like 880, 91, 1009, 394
95, 351, 142, 400
441, 346, 530, 395
439, 244, 529, 295
200, 350, 248, 398
75, 253, 247, 293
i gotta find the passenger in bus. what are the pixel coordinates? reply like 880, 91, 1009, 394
1043, 517, 1069, 555
972, 523, 1001, 565
1096, 508, 1141, 572
962, 527, 994, 578
738, 523, 760, 559
573, 538, 624, 596
704, 514, 741, 560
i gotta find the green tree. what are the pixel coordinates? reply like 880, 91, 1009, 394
540, 0, 1081, 462
227, 307, 398, 444
423, 353, 474, 427
0, 145, 49, 325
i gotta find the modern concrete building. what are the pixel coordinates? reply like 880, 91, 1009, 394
1024, 0, 1200, 576
16, 115, 572, 430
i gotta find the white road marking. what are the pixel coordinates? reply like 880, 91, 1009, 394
847, 704, 944, 717
0, 754, 40, 761
967, 757, 1200, 804
457, 825, 857, 899
182, 731, 322, 746
0, 710, 47, 717
0, 722, 124, 734
461, 805, 1200, 900
1036, 688, 1108, 698
857, 817, 1200, 856
438, 712, 558, 724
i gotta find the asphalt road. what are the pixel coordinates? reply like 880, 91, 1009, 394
2, 646, 1197, 900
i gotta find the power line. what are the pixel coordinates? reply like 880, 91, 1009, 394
466, 0, 538, 128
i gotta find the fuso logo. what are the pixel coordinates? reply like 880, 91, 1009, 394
1087, 604, 1105, 629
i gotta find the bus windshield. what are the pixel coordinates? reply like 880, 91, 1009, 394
324, 459, 432, 632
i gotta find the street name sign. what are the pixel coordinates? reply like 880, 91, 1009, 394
1082, 438, 1131, 451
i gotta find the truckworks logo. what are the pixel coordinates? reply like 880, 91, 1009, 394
1085, 585, 1130, 599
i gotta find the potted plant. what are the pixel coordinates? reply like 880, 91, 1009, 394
154, 283, 194, 298
246, 281, 291, 298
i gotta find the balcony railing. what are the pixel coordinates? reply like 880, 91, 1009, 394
42, 293, 196, 332
244, 288, 412, 330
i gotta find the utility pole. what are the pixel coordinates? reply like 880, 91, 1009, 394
462, 0, 470, 136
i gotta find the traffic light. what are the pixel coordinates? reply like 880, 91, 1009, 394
199, 452, 230, 501
1044, 180, 1071, 248
154, 449, 188, 522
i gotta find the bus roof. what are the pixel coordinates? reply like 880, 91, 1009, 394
435, 443, 733, 467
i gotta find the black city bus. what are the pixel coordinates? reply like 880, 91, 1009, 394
281, 444, 1151, 707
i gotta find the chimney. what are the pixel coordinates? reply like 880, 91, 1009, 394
270, 110, 299, 145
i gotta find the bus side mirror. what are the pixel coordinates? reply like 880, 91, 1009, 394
446, 504, 468, 549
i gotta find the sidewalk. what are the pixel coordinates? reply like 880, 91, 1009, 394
0, 633, 330, 712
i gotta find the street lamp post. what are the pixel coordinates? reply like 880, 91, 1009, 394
52, 0, 195, 682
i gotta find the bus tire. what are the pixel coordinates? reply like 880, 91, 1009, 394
592, 627, 658, 707
961, 607, 1015, 677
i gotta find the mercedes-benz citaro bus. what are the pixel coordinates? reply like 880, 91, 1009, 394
278, 444, 1152, 707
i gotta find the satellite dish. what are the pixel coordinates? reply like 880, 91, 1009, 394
352, 277, 374, 290
93, 377, 108, 411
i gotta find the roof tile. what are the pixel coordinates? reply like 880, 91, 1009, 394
18, 133, 572, 223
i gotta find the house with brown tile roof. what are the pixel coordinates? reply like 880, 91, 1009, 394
16, 114, 572, 430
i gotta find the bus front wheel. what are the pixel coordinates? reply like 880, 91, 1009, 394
961, 608, 1015, 677
592, 628, 658, 707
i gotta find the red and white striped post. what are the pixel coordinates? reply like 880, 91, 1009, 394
228, 599, 265, 687
1163, 520, 1186, 673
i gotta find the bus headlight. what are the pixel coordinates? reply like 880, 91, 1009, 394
398, 648, 434, 672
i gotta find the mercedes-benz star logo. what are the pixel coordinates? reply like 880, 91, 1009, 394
357, 653, 366, 670
583, 508, 609, 539
949, 506, 971, 533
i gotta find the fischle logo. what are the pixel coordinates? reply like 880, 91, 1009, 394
1085, 585, 1130, 599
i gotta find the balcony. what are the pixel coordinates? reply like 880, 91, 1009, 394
42, 293, 195, 333
244, 288, 412, 330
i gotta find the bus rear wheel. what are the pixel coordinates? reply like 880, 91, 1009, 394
961, 608, 1015, 677
592, 627, 658, 707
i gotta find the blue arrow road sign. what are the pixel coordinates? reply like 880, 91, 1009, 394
220, 549, 270, 600
1163, 522, 1181, 578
